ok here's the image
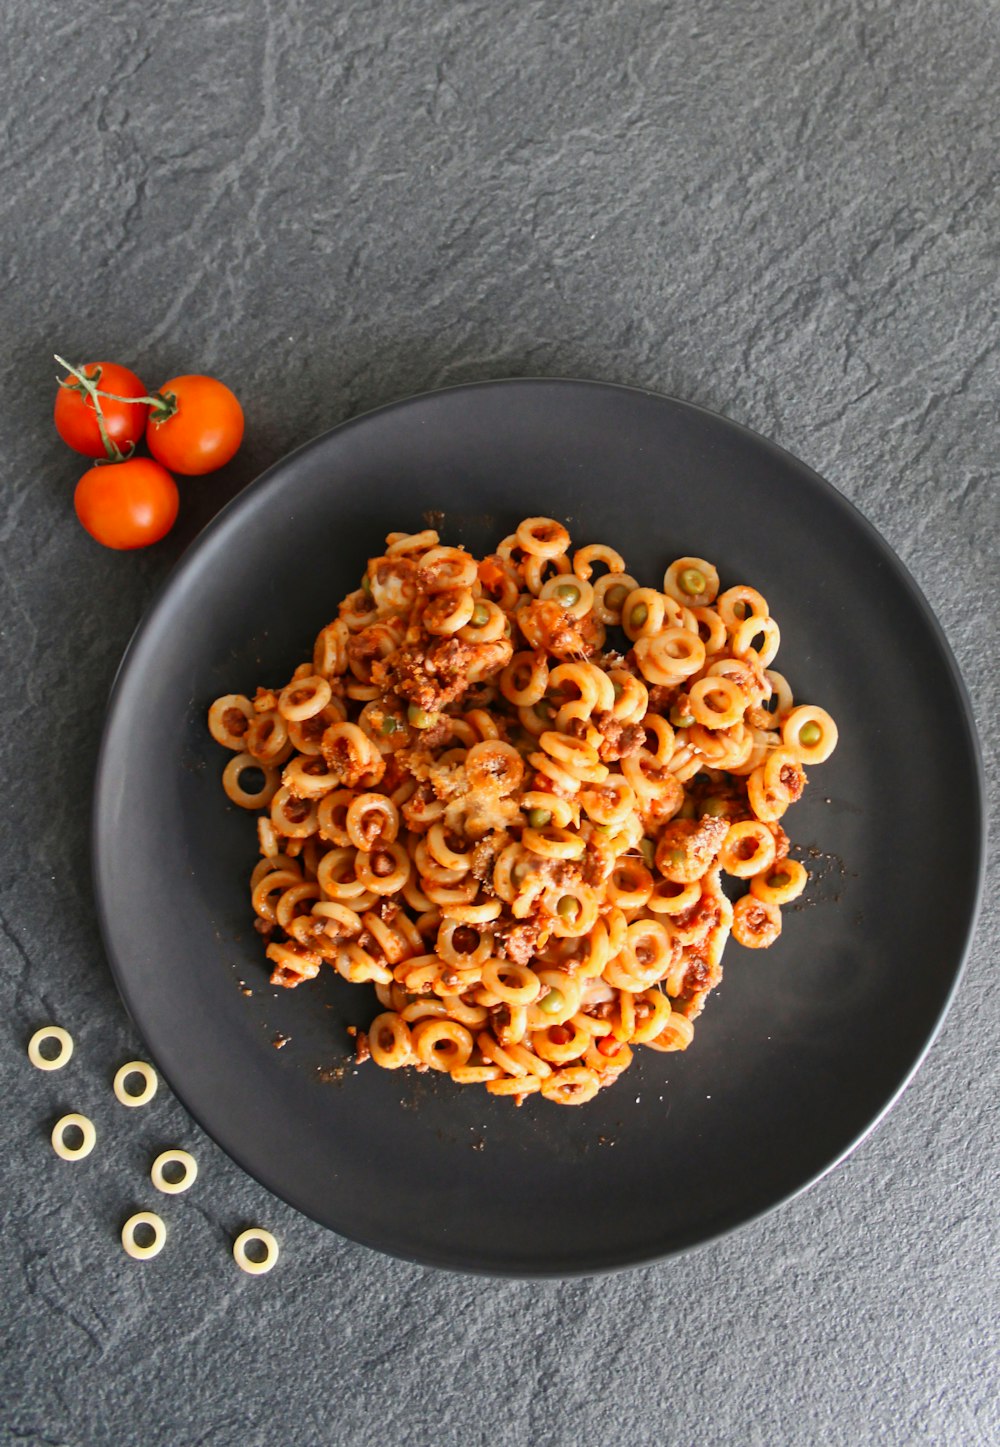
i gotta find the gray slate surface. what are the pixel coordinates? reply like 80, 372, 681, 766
2, 1, 997, 1444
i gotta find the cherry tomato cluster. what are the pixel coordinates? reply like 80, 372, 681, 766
54, 356, 244, 550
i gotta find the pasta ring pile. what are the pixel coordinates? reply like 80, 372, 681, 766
209, 518, 838, 1106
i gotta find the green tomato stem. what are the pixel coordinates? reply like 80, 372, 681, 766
54, 353, 128, 463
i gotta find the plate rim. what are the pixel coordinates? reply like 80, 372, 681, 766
91, 377, 987, 1277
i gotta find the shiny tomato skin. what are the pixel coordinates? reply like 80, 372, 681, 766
146, 374, 244, 475
54, 362, 149, 458
74, 458, 179, 550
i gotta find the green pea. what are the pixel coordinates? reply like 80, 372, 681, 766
554, 583, 580, 607
800, 721, 822, 747
639, 837, 656, 867
407, 704, 435, 729
471, 602, 490, 627
527, 808, 552, 829
557, 896, 580, 923
605, 584, 628, 611
380, 716, 399, 736
769, 871, 791, 889
701, 796, 728, 818
679, 567, 706, 596
361, 574, 372, 595
667, 847, 685, 866
629, 603, 649, 630
538, 987, 565, 1014
670, 705, 694, 729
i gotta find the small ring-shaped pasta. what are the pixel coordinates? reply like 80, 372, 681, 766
522, 825, 586, 861
516, 516, 571, 559
466, 739, 525, 794
245, 710, 290, 764
28, 1025, 74, 1072
368, 1012, 414, 1068
151, 1148, 198, 1195
481, 960, 542, 1006
593, 572, 639, 625
346, 793, 399, 851
719, 821, 777, 878
423, 587, 476, 636
572, 542, 626, 580
51, 1113, 96, 1161
690, 606, 728, 654
644, 1015, 695, 1052
732, 615, 781, 667
540, 1066, 600, 1106
233, 1228, 279, 1275
717, 585, 769, 628
412, 1018, 474, 1072
763, 747, 808, 804
782, 705, 839, 764
539, 730, 601, 772
278, 674, 332, 722
207, 694, 254, 750
269, 786, 319, 838
539, 574, 595, 619
634, 629, 706, 684
688, 676, 746, 730
646, 878, 702, 915
622, 588, 666, 641
114, 1060, 158, 1108
122, 1211, 166, 1259
663, 556, 720, 607
223, 754, 280, 810
750, 858, 808, 905
458, 598, 507, 642
747, 766, 788, 823
732, 894, 782, 948
500, 651, 549, 707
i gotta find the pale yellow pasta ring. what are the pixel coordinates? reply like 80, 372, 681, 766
114, 1060, 158, 1108
233, 1228, 279, 1275
51, 1112, 96, 1161
151, 1148, 198, 1195
28, 1025, 74, 1072
122, 1210, 166, 1260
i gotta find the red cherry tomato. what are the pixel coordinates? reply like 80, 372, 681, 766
74, 458, 179, 550
54, 361, 149, 459
146, 374, 244, 475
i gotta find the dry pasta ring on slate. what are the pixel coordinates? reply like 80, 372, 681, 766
233, 1228, 279, 1275
28, 1025, 74, 1071
122, 1210, 166, 1260
114, 1060, 158, 1107
151, 1148, 198, 1195
51, 1112, 96, 1161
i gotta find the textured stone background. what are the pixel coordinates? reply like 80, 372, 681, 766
1, 1, 997, 1443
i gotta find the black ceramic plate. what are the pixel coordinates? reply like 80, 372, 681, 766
93, 380, 984, 1276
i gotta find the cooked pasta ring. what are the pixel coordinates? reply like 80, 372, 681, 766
122, 1211, 166, 1260
51, 1113, 96, 1161
151, 1148, 198, 1195
113, 1060, 158, 1108
28, 1025, 74, 1072
223, 753, 280, 810
233, 1228, 279, 1275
